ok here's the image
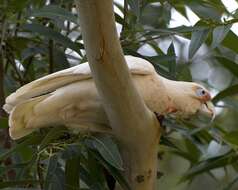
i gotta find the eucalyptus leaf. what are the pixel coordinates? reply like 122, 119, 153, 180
85, 135, 123, 170
30, 5, 78, 24
90, 150, 131, 190
211, 25, 231, 49
22, 24, 83, 54
213, 84, 238, 104
65, 156, 80, 190
189, 28, 210, 59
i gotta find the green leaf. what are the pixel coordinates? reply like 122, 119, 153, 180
167, 42, 177, 79
224, 131, 238, 146
213, 84, 238, 103
188, 2, 223, 21
65, 156, 80, 190
53, 49, 70, 71
44, 155, 58, 189
128, 0, 140, 19
211, 25, 231, 49
85, 135, 123, 170
90, 150, 131, 190
181, 152, 238, 182
22, 24, 83, 53
6, 0, 30, 12
30, 5, 78, 24
216, 56, 238, 77
222, 31, 238, 53
189, 28, 210, 59
177, 64, 192, 82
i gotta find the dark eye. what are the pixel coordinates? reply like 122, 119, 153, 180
196, 88, 206, 97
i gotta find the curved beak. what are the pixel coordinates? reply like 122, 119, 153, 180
198, 101, 215, 122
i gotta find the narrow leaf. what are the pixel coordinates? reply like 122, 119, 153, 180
216, 57, 238, 77
65, 157, 80, 190
189, 28, 210, 59
167, 42, 176, 79
211, 25, 231, 49
22, 24, 83, 53
44, 155, 58, 189
213, 84, 238, 103
181, 152, 237, 182
224, 131, 238, 146
85, 135, 123, 170
90, 150, 131, 190
30, 5, 78, 24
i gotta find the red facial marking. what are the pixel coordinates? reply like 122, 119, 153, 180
199, 91, 211, 102
165, 106, 178, 114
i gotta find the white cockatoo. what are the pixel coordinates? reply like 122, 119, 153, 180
3, 56, 215, 140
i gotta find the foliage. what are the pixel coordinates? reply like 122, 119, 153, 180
0, 0, 238, 189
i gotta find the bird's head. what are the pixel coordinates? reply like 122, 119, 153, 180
163, 79, 215, 120
190, 84, 215, 120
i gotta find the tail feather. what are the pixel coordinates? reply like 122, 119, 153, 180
9, 95, 50, 140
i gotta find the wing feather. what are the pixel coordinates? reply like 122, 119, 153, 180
4, 56, 155, 112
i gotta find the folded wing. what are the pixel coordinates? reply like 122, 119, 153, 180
4, 56, 156, 139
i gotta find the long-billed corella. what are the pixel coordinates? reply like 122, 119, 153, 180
3, 56, 215, 140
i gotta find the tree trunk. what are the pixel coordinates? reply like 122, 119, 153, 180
75, 1, 161, 189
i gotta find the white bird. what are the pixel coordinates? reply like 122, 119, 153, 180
3, 56, 215, 140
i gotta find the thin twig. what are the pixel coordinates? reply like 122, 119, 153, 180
120, 0, 128, 40
14, 12, 22, 37
48, 39, 54, 73
36, 157, 44, 190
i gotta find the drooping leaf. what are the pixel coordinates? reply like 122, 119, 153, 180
211, 25, 231, 49
189, 28, 210, 59
65, 156, 80, 190
188, 2, 223, 21
223, 131, 238, 146
167, 42, 177, 79
30, 5, 78, 24
22, 24, 83, 54
216, 56, 238, 78
90, 150, 131, 190
213, 84, 238, 103
44, 154, 59, 189
128, 0, 140, 19
222, 31, 238, 53
181, 152, 238, 182
85, 135, 123, 170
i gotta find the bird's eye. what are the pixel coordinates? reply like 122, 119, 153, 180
196, 88, 206, 97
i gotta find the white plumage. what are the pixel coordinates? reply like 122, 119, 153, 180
3, 56, 214, 140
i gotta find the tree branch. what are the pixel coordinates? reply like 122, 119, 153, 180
75, 1, 161, 189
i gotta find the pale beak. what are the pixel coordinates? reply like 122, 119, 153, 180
198, 101, 216, 122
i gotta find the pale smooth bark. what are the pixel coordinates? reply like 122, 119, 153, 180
75, 1, 161, 189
